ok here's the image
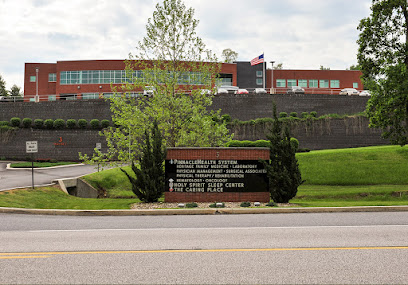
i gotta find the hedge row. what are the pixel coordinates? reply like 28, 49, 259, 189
7, 118, 111, 129
226, 138, 299, 151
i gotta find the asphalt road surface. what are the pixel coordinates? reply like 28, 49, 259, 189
1, 212, 407, 284
0, 162, 98, 191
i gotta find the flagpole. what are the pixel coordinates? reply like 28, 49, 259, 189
263, 52, 265, 89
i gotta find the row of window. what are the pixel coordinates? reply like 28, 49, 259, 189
28, 93, 147, 102
59, 70, 208, 85
275, 79, 358, 89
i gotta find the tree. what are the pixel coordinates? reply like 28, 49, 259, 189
121, 121, 166, 202
274, 63, 283, 70
357, 0, 408, 145
9, 85, 22, 97
319, 65, 330, 70
0, 75, 8, 97
221, 48, 238, 63
348, 64, 360, 71
262, 104, 303, 203
95, 0, 231, 163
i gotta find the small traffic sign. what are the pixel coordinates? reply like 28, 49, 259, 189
26, 141, 38, 153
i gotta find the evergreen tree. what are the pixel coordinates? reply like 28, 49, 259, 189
262, 104, 304, 203
0, 75, 8, 97
121, 121, 166, 203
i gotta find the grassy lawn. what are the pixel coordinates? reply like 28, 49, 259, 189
1, 145, 408, 209
10, 161, 79, 168
0, 186, 138, 210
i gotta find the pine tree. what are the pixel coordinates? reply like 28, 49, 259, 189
262, 104, 304, 203
121, 121, 166, 202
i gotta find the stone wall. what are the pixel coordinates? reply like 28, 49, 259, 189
0, 94, 369, 122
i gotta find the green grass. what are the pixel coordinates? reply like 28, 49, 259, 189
82, 166, 135, 198
10, 161, 78, 168
0, 186, 138, 210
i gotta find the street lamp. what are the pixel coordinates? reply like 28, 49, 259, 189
270, 61, 275, 94
35, 67, 39, 103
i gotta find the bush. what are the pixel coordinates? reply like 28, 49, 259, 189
289, 112, 298, 117
0, 121, 9, 126
44, 119, 54, 129
279, 112, 288, 118
240, 202, 251, 207
53, 119, 65, 129
101, 119, 110, 128
253, 140, 270, 147
209, 202, 225, 208
10, 117, 21, 127
90, 119, 100, 129
0, 125, 11, 132
301, 112, 309, 118
290, 137, 299, 151
34, 119, 44, 129
78, 119, 88, 129
221, 114, 232, 123
310, 111, 317, 118
66, 119, 77, 129
186, 202, 198, 208
22, 118, 32, 128
266, 201, 276, 207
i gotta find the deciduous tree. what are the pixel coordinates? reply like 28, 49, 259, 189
357, 0, 408, 145
221, 48, 238, 63
0, 75, 8, 97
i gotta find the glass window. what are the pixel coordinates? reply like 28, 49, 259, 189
256, 78, 263, 85
256, 71, 263, 77
82, 93, 100, 100
276, 79, 286, 88
48, 95, 56, 101
353, 82, 359, 88
298, 80, 307, 88
330, 80, 340, 88
48, 73, 56, 82
30, 76, 36, 82
309, 80, 318, 88
287, 79, 296, 87
319, 80, 329, 88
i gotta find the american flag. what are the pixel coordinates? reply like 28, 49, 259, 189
250, 54, 264, 66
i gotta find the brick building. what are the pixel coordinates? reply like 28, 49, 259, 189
24, 60, 363, 101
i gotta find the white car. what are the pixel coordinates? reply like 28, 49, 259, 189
286, 86, 305, 94
339, 88, 359, 96
143, 86, 155, 97
255, 88, 267, 94
217, 88, 229, 94
359, 90, 371, 96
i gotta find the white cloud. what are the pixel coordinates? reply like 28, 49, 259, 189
0, 0, 372, 90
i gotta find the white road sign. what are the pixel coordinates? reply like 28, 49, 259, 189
26, 141, 38, 153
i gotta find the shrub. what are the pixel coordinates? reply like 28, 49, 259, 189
289, 112, 298, 117
266, 201, 276, 207
10, 117, 21, 127
290, 137, 299, 151
240, 202, 251, 207
301, 112, 309, 118
209, 202, 225, 208
22, 118, 32, 128
0, 121, 9, 126
78, 119, 88, 129
0, 126, 11, 132
66, 119, 77, 129
53, 119, 65, 129
253, 140, 270, 147
90, 119, 100, 129
101, 119, 110, 128
221, 114, 232, 123
44, 119, 54, 129
186, 202, 198, 208
279, 112, 288, 118
310, 111, 317, 118
34, 119, 44, 128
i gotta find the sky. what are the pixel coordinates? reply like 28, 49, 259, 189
0, 0, 373, 91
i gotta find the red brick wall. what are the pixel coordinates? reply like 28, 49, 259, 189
165, 148, 270, 203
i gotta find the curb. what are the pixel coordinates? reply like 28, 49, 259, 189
6, 163, 85, 170
1, 206, 408, 216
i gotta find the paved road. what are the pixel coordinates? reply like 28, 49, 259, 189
0, 162, 98, 191
1, 212, 407, 284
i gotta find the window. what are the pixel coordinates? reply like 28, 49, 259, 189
256, 78, 263, 85
48, 73, 57, 82
30, 76, 36, 82
330, 80, 340, 88
276, 79, 286, 88
353, 82, 359, 88
319, 80, 329, 88
298, 80, 307, 88
309, 80, 318, 88
256, 71, 263, 77
82, 93, 100, 100
48, 95, 56, 101
287, 79, 296, 87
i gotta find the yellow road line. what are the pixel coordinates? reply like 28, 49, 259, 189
0, 256, 49, 259
1, 246, 408, 256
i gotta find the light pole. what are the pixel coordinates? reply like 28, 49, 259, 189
35, 67, 39, 103
270, 61, 275, 94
